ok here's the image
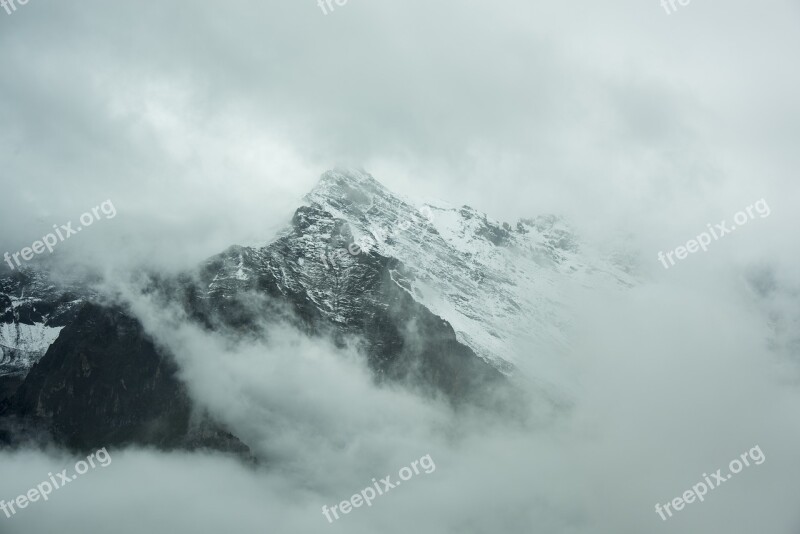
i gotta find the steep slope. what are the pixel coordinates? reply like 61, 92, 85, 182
0, 168, 634, 452
295, 169, 635, 382
0, 267, 87, 400
168, 215, 508, 405
1, 302, 247, 453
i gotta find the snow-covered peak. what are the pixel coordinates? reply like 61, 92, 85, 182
304, 168, 391, 209
297, 170, 635, 385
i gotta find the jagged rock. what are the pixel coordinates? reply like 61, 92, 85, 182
0, 168, 635, 453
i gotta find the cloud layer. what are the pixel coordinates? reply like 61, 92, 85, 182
1, 1, 798, 533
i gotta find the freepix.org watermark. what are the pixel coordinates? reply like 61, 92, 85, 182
317, 0, 349, 15
1, 447, 112, 520
321, 454, 436, 523
3, 199, 116, 271
658, 199, 770, 269
654, 445, 765, 521
1, 0, 29, 16
661, 0, 692, 15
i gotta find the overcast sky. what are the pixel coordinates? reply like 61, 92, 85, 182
1, 0, 798, 272
1, 1, 799, 533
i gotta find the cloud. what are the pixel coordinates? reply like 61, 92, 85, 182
5, 264, 799, 533
1, 0, 798, 272
1, 1, 799, 532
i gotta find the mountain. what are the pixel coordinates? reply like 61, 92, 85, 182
296, 169, 634, 380
0, 169, 634, 454
0, 267, 89, 401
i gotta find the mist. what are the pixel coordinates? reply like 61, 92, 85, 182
1, 0, 798, 532
2, 261, 798, 532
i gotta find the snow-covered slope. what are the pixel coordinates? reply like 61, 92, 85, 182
0, 321, 64, 373
0, 268, 86, 378
296, 169, 635, 378
0, 168, 634, 450
0, 169, 634, 390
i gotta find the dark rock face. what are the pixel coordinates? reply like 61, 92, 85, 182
174, 205, 508, 406
0, 169, 552, 454
0, 302, 247, 455
0, 376, 23, 406
0, 230, 507, 453
0, 267, 88, 403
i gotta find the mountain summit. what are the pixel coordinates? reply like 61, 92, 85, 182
297, 169, 634, 375
0, 169, 633, 452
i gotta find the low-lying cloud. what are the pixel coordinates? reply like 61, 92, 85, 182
3, 263, 799, 533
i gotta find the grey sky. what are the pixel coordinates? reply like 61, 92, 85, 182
1, 2, 798, 533
1, 0, 797, 271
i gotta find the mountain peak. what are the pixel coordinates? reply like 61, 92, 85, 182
301, 169, 424, 238
305, 168, 388, 204
287, 169, 635, 378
